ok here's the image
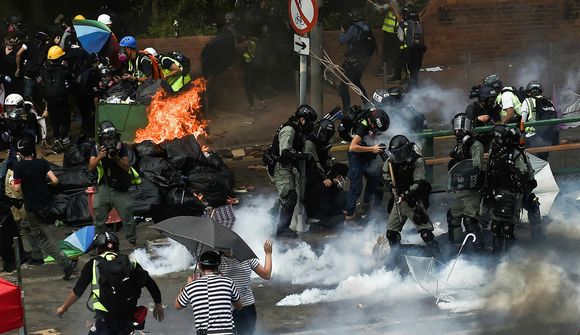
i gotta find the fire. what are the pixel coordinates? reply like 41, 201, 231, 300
134, 78, 207, 144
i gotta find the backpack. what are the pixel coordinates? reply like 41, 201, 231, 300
534, 96, 557, 120
139, 51, 164, 80
165, 51, 191, 76
42, 66, 71, 101
351, 22, 376, 59
24, 40, 48, 77
404, 19, 424, 49
94, 254, 146, 316
338, 107, 370, 142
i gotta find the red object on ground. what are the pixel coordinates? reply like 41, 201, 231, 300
86, 187, 122, 225
0, 278, 23, 333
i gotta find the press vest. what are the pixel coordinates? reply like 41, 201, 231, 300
158, 55, 192, 91
382, 10, 398, 33
95, 146, 142, 186
496, 88, 522, 118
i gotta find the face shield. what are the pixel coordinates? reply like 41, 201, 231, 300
389, 144, 412, 163
452, 115, 471, 132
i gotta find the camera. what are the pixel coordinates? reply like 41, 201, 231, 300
104, 144, 118, 157
378, 143, 389, 161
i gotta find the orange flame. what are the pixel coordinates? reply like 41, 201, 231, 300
135, 78, 207, 144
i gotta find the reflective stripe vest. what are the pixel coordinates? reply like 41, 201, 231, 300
242, 39, 257, 63
522, 97, 537, 133
496, 88, 522, 119
158, 55, 192, 92
96, 158, 142, 186
90, 252, 138, 312
382, 10, 398, 33
399, 26, 408, 50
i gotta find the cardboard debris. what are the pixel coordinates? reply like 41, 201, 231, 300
231, 148, 245, 160
248, 165, 266, 171
30, 330, 61, 335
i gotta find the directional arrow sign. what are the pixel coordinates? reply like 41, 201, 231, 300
294, 34, 310, 55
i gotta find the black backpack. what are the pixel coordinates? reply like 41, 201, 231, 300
338, 106, 370, 142
404, 19, 424, 49
24, 40, 49, 77
166, 52, 191, 76
534, 96, 557, 120
42, 66, 71, 101
95, 254, 146, 317
351, 22, 376, 59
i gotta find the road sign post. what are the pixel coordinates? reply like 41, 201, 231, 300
289, 0, 318, 106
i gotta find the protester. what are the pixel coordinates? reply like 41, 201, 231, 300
220, 239, 273, 335
144, 47, 192, 92
57, 232, 164, 333
12, 137, 77, 279
41, 45, 73, 153
176, 250, 243, 335
74, 53, 101, 137
368, 0, 401, 77
120, 36, 162, 84
395, 5, 426, 90
1, 32, 26, 95
22, 29, 51, 103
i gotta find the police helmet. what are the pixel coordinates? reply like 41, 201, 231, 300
369, 109, 390, 133
372, 89, 389, 108
483, 74, 503, 90
16, 137, 35, 157
451, 113, 472, 133
526, 80, 543, 96
402, 4, 418, 20
347, 8, 363, 22
93, 232, 120, 253
490, 124, 511, 149
477, 85, 498, 106
387, 86, 405, 103
388, 135, 413, 163
312, 119, 335, 144
295, 104, 318, 123
199, 250, 221, 267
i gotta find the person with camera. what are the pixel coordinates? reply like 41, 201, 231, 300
89, 120, 138, 247
176, 250, 243, 335
57, 232, 164, 334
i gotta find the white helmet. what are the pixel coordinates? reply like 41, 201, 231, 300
97, 14, 113, 25
144, 47, 158, 57
4, 93, 24, 107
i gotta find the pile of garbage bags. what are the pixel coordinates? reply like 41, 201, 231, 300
53, 135, 234, 225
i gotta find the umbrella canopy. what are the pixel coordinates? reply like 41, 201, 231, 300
0, 278, 23, 333
73, 19, 112, 53
527, 153, 559, 216
151, 216, 257, 262
64, 225, 95, 252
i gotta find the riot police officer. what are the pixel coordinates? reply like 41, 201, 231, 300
483, 125, 535, 254
371, 86, 427, 131
447, 113, 485, 251
382, 135, 441, 259
264, 105, 317, 238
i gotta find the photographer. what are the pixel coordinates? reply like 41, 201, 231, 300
88, 121, 138, 247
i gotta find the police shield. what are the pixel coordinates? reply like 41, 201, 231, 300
446, 159, 482, 192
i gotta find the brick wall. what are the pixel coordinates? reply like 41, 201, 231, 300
421, 0, 580, 65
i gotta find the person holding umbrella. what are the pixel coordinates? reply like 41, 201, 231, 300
220, 239, 273, 335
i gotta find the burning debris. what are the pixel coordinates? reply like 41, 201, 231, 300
135, 78, 207, 144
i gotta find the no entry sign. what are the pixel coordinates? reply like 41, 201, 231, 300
288, 0, 318, 35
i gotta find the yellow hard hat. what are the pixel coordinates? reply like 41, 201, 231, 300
47, 45, 65, 60
74, 14, 86, 20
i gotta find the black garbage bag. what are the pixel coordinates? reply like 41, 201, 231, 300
63, 138, 95, 167
137, 156, 182, 190
51, 193, 70, 218
135, 79, 166, 104
64, 192, 92, 226
187, 166, 229, 207
52, 165, 94, 193
129, 179, 162, 216
126, 144, 138, 167
165, 186, 198, 205
206, 152, 235, 192
134, 140, 165, 158
106, 80, 136, 101
161, 135, 207, 172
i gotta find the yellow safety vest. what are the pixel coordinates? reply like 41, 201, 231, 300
96, 158, 142, 186
90, 252, 137, 313
159, 55, 192, 92
242, 39, 257, 63
496, 88, 522, 118
399, 26, 408, 50
382, 10, 398, 33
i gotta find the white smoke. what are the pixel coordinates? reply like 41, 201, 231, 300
131, 239, 194, 276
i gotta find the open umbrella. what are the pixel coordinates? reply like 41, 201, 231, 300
150, 216, 257, 262
73, 19, 112, 53
526, 153, 559, 217
63, 225, 95, 252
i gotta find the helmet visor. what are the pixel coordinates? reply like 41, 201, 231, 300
452, 116, 471, 131
389, 145, 412, 163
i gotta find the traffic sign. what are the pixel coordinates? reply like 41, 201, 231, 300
288, 0, 318, 35
294, 34, 310, 55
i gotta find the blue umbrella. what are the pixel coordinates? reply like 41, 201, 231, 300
73, 19, 112, 53
63, 225, 95, 253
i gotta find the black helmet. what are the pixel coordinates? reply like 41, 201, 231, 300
478, 85, 498, 106
199, 250, 221, 267
98, 120, 120, 147
311, 119, 335, 144
402, 4, 418, 20
526, 80, 543, 95
483, 74, 503, 90
295, 104, 317, 123
387, 87, 405, 103
347, 8, 363, 22
490, 124, 511, 149
369, 109, 390, 133
372, 89, 389, 108
93, 232, 120, 253
388, 135, 413, 163
16, 137, 35, 157
451, 113, 472, 133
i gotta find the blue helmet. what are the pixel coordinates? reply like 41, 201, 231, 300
119, 35, 137, 49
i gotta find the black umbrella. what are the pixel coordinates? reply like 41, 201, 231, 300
150, 216, 257, 262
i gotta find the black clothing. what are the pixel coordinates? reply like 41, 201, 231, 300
47, 99, 71, 140
465, 102, 499, 128
90, 143, 131, 191
382, 32, 400, 74
233, 304, 257, 335
13, 158, 53, 213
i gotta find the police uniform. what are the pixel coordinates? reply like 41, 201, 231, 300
447, 136, 485, 248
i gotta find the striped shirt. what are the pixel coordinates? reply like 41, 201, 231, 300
178, 274, 240, 334
220, 258, 260, 306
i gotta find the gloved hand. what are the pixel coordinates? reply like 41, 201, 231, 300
527, 179, 538, 191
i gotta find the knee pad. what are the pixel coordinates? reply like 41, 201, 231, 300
413, 208, 429, 225
447, 213, 463, 244
386, 230, 401, 246
491, 221, 503, 237
419, 229, 435, 244
280, 190, 298, 210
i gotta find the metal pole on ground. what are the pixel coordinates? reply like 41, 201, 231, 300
14, 237, 27, 335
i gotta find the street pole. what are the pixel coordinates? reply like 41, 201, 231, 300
299, 54, 308, 105
310, 2, 323, 116
14, 237, 27, 335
